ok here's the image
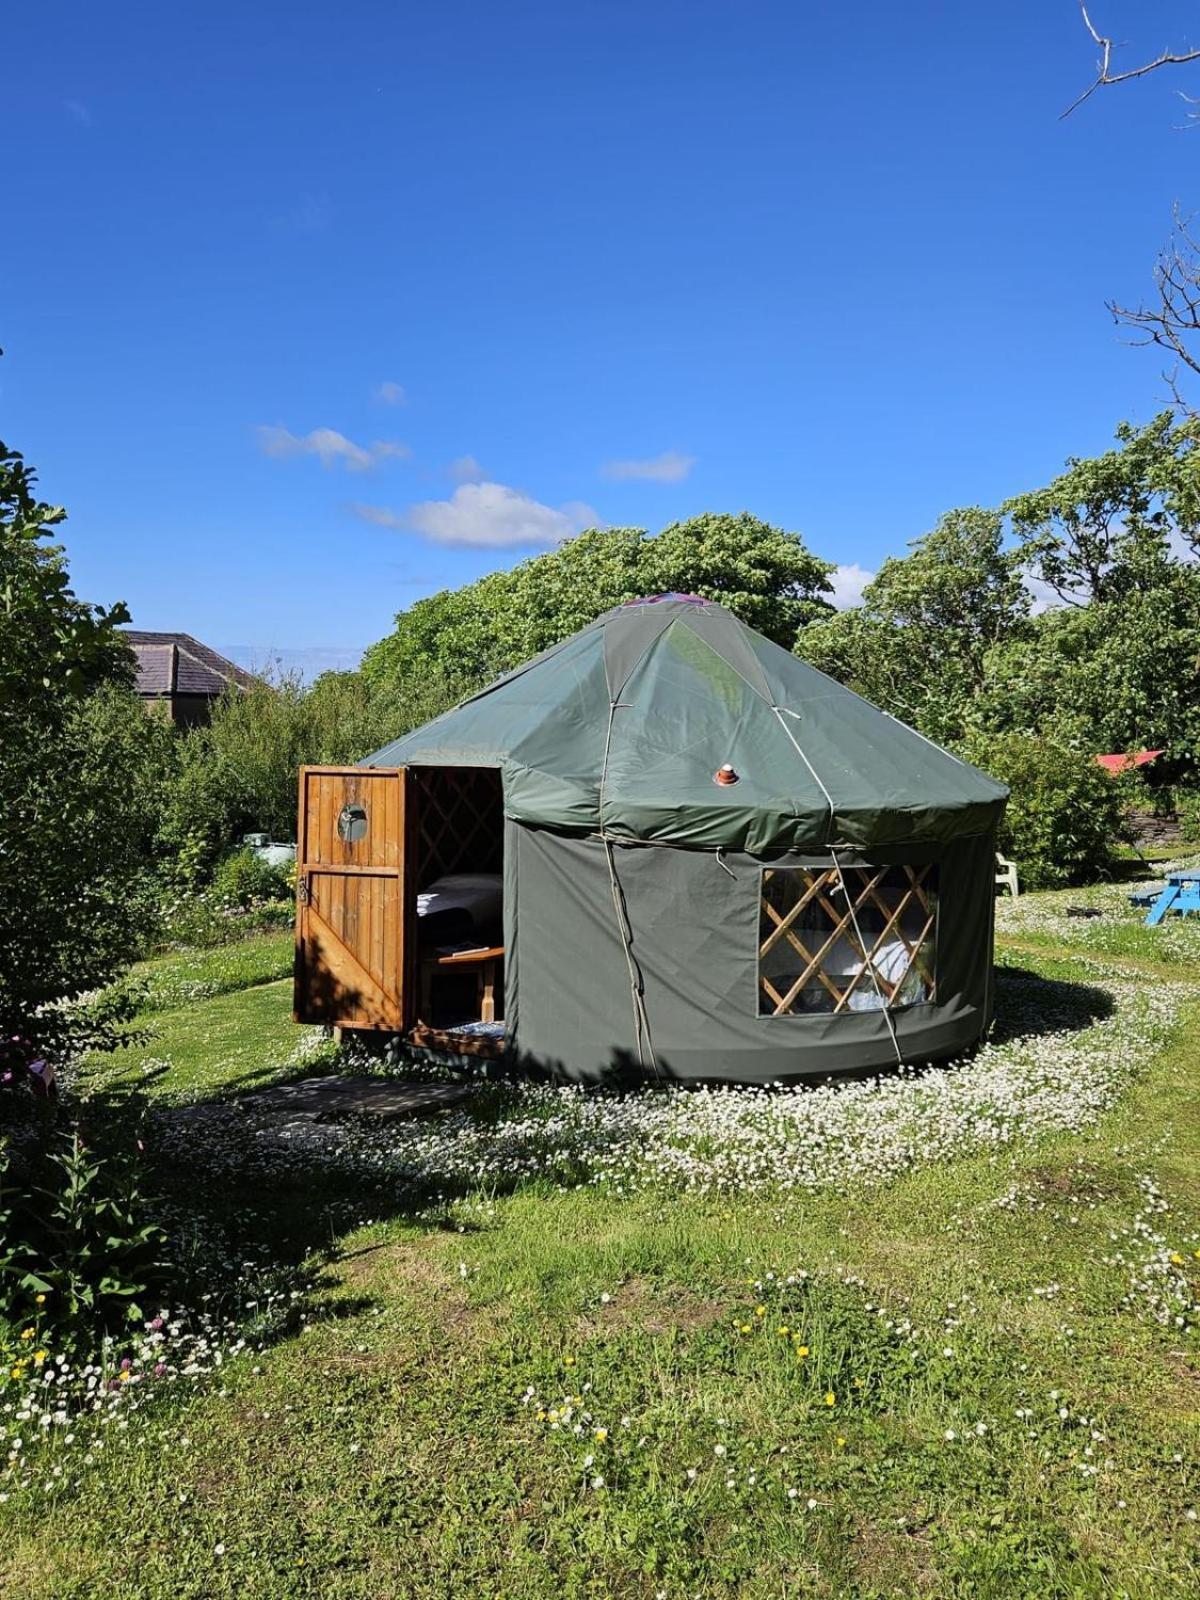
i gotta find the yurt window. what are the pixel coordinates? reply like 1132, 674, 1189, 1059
758, 864, 938, 1017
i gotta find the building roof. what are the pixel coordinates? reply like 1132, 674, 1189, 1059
1095, 749, 1165, 776
122, 631, 258, 698
366, 596, 1009, 852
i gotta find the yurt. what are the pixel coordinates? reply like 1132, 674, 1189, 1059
293, 595, 1008, 1084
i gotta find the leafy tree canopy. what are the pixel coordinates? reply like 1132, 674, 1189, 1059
0, 443, 144, 1069
798, 507, 1030, 746
1004, 411, 1200, 605
362, 513, 833, 700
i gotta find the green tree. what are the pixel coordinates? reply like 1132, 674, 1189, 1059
798, 508, 1029, 745
362, 513, 833, 700
1004, 412, 1200, 605
0, 442, 144, 1071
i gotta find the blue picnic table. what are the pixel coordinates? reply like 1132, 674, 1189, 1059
1142, 873, 1200, 925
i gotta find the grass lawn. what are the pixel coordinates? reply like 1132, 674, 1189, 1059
3, 896, 1200, 1598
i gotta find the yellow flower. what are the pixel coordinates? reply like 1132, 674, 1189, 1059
10, 1367, 24, 1381
118, 1370, 131, 1383
778, 1326, 790, 1337
537, 1410, 547, 1421
739, 1322, 751, 1334
33, 1350, 46, 1365
824, 1392, 836, 1407
755, 1306, 766, 1318
594, 1427, 608, 1442
795, 1345, 810, 1358
836, 1436, 846, 1447
563, 1355, 576, 1367
34, 1294, 46, 1306
1171, 1253, 1185, 1266
19, 1328, 34, 1341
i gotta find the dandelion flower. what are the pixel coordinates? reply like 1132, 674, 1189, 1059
1171, 1253, 1185, 1266
755, 1306, 766, 1318
778, 1326, 790, 1336
795, 1345, 810, 1359
563, 1355, 576, 1367
824, 1392, 835, 1407
836, 1436, 846, 1448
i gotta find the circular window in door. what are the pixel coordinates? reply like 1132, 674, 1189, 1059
337, 801, 368, 843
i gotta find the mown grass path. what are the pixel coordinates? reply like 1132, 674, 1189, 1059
3, 911, 1200, 1599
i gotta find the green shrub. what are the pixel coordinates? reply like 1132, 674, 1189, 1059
0, 1130, 165, 1354
211, 847, 294, 910
1176, 787, 1200, 842
961, 731, 1132, 889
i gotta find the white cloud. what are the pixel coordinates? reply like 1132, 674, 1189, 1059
447, 454, 486, 483
830, 563, 874, 609
601, 451, 696, 484
64, 99, 92, 128
373, 381, 406, 405
353, 482, 600, 548
256, 425, 410, 472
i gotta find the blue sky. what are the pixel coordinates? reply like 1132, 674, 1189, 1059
3, 1, 1199, 673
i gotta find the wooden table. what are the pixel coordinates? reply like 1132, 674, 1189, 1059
419, 945, 504, 1024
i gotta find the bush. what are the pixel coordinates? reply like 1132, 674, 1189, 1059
961, 731, 1132, 889
1176, 787, 1200, 843
211, 847, 294, 910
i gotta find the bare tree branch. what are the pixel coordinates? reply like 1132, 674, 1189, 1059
1063, 1, 1200, 118
1108, 207, 1200, 407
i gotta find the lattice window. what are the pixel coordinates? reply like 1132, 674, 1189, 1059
411, 767, 504, 883
759, 864, 938, 1017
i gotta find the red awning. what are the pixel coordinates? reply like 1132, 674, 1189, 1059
1095, 749, 1165, 775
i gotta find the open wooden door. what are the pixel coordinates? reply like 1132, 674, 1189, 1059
294, 765, 413, 1030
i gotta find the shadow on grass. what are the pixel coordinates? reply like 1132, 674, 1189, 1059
989, 963, 1114, 1046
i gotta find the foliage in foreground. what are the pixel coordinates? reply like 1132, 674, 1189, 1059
0, 444, 150, 1076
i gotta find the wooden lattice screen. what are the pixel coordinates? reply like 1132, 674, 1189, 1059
759, 865, 937, 1017
410, 766, 504, 886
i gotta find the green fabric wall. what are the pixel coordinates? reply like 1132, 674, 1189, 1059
505, 826, 998, 1085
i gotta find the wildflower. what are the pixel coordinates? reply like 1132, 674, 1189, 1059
563, 1355, 576, 1367
738, 1323, 751, 1334
714, 1444, 727, 1457
590, 1475, 604, 1490
824, 1392, 835, 1407
778, 1326, 790, 1336
19, 1329, 34, 1342
944, 1429, 956, 1441
34, 1294, 46, 1306
795, 1345, 809, 1358
33, 1351, 46, 1365
1172, 1253, 1185, 1266
594, 1428, 608, 1442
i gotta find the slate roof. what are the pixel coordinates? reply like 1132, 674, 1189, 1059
122, 631, 258, 698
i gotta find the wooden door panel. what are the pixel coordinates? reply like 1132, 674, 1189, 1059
294, 766, 411, 1030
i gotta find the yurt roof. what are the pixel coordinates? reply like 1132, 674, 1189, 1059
365, 596, 1007, 852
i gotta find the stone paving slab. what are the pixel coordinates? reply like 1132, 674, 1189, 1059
234, 1075, 476, 1122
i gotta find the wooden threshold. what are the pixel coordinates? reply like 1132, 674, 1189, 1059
406, 1024, 507, 1060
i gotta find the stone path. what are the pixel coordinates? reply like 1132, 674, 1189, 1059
234, 1074, 476, 1123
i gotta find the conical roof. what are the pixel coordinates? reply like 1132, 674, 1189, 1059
366, 596, 1007, 851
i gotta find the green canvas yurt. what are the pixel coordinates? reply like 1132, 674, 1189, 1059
296, 595, 1007, 1085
